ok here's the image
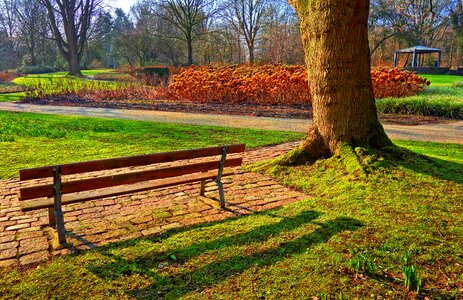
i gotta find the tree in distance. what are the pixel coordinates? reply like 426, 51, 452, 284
40, 0, 103, 76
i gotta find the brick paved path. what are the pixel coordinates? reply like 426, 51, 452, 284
0, 142, 309, 268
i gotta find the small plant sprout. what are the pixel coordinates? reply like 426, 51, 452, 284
347, 254, 380, 276
402, 250, 422, 292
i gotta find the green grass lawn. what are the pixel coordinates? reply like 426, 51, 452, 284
0, 91, 25, 102
377, 74, 463, 119
421, 74, 463, 86
16, 69, 113, 78
0, 138, 461, 299
0, 82, 27, 102
0, 111, 304, 180
0, 70, 115, 102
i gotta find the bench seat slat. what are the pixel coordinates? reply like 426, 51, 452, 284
20, 169, 235, 212
20, 158, 242, 201
20, 144, 245, 180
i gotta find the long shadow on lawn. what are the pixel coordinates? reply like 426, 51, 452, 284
85, 209, 363, 299
385, 147, 463, 184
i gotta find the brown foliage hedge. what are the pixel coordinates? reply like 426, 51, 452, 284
0, 72, 17, 82
169, 65, 430, 105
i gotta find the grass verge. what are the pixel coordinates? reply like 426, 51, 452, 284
0, 140, 461, 299
0, 111, 303, 180
0, 70, 116, 102
377, 74, 463, 119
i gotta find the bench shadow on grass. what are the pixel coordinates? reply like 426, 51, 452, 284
85, 208, 363, 299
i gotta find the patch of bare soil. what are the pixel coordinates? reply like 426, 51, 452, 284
19, 97, 451, 126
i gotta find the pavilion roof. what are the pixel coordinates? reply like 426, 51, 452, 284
395, 45, 441, 54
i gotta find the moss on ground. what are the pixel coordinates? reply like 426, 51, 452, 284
0, 140, 462, 299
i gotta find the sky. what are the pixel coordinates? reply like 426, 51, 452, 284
112, 0, 137, 12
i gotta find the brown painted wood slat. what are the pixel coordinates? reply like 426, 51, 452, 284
20, 144, 245, 180
20, 169, 234, 212
20, 158, 242, 201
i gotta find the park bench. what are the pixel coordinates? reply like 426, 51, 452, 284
18, 144, 245, 245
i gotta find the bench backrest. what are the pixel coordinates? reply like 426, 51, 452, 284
19, 144, 245, 201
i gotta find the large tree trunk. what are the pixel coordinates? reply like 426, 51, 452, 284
187, 30, 194, 65
68, 50, 81, 76
248, 42, 255, 65
284, 0, 392, 163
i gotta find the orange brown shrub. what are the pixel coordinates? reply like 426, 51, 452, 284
0, 71, 17, 82
371, 67, 430, 98
169, 65, 429, 104
169, 64, 309, 105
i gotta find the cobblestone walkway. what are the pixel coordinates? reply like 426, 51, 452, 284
0, 142, 309, 267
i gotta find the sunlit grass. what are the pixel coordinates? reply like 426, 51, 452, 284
0, 111, 304, 179
0, 139, 461, 299
377, 75, 463, 118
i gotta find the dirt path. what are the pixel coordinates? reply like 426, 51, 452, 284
0, 102, 462, 144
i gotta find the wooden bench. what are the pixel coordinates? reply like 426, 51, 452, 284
18, 144, 245, 245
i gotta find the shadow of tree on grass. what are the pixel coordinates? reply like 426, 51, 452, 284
375, 146, 463, 184
86, 209, 363, 299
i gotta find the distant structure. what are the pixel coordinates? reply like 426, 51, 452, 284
393, 46, 442, 68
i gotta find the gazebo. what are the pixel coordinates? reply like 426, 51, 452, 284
393, 46, 442, 68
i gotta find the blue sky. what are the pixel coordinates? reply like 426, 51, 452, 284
112, 0, 136, 12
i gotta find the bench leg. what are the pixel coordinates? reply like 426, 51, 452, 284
52, 166, 66, 245
48, 207, 56, 227
199, 180, 206, 196
217, 181, 225, 208
55, 207, 66, 245
49, 206, 66, 245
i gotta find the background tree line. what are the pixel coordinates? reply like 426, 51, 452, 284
0, 0, 304, 73
0, 0, 462, 74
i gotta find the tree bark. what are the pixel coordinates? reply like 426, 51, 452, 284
286, 0, 392, 162
68, 50, 81, 76
187, 36, 194, 66
248, 42, 255, 64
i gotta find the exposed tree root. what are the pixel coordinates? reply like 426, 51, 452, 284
250, 125, 402, 178
274, 127, 329, 166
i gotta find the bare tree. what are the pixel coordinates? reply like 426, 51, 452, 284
451, 0, 463, 65
259, 2, 303, 64
155, 0, 220, 65
0, 0, 17, 38
14, 0, 51, 66
0, 0, 19, 68
370, 0, 457, 48
226, 0, 269, 64
40, 0, 103, 75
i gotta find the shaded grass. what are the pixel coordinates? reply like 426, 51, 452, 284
377, 75, 463, 119
0, 111, 303, 180
0, 140, 462, 298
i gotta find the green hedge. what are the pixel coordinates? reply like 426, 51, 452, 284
18, 65, 57, 74
377, 97, 463, 119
